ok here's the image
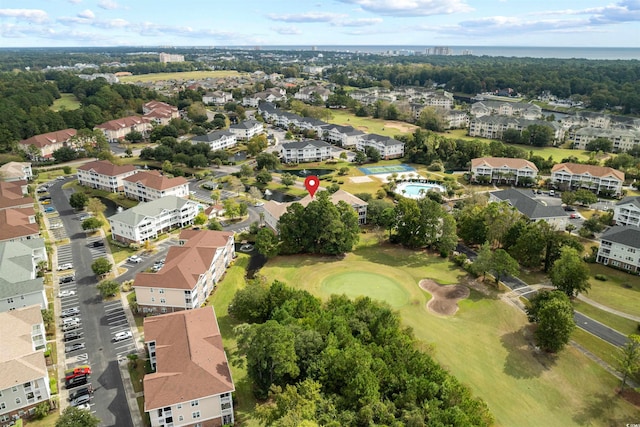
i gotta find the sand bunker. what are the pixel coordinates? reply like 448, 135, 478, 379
419, 279, 470, 316
350, 176, 374, 183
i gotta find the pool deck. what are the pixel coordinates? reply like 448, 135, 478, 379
395, 181, 446, 199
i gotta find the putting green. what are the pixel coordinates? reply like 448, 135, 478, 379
321, 271, 410, 308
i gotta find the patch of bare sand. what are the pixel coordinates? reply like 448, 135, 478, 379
384, 121, 419, 133
419, 279, 470, 316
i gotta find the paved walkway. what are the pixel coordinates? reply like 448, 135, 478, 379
576, 294, 640, 322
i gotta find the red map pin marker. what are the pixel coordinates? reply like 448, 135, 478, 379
304, 175, 320, 198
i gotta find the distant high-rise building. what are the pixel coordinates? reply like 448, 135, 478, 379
427, 46, 452, 56
158, 52, 184, 63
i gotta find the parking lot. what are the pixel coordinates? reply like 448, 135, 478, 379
104, 301, 137, 362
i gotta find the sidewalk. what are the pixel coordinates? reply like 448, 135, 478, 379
118, 358, 145, 427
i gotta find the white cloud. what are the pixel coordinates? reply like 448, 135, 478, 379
267, 12, 346, 23
98, 0, 120, 10
271, 26, 302, 35
335, 0, 473, 17
0, 9, 48, 23
332, 17, 383, 27
77, 9, 95, 19
67, 0, 82, 4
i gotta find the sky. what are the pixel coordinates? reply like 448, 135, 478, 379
1, 0, 640, 48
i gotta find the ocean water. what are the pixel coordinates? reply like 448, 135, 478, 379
245, 45, 640, 60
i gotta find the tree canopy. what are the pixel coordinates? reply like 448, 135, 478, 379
550, 247, 591, 297
526, 290, 576, 353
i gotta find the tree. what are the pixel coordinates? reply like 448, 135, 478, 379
53, 146, 79, 163
41, 308, 53, 329
239, 163, 254, 178
226, 176, 244, 195
255, 227, 279, 258
69, 192, 88, 210
617, 334, 640, 390
193, 212, 208, 225
491, 249, 519, 285
256, 152, 280, 170
248, 186, 263, 202
585, 137, 613, 153
55, 406, 100, 427
124, 130, 143, 143
574, 189, 598, 205
207, 218, 222, 231
561, 191, 576, 205
91, 257, 112, 276
238, 320, 300, 398
211, 189, 221, 204
280, 173, 296, 188
526, 290, 575, 353
223, 198, 240, 219
354, 151, 367, 165
97, 279, 119, 298
86, 197, 106, 215
550, 247, 591, 297
256, 169, 273, 185
33, 401, 50, 420
364, 146, 381, 162
472, 243, 493, 280
82, 217, 103, 231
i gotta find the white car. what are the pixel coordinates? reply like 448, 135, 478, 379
50, 223, 63, 229
62, 317, 80, 325
76, 402, 91, 411
127, 255, 142, 264
57, 263, 73, 271
113, 330, 132, 342
58, 290, 76, 298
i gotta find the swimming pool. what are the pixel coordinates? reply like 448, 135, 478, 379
395, 182, 445, 199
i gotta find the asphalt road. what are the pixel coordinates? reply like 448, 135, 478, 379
48, 178, 135, 427
455, 243, 629, 348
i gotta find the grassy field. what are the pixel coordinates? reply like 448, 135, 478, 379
260, 239, 640, 427
326, 110, 418, 138
51, 93, 81, 111
586, 264, 640, 317
118, 70, 245, 83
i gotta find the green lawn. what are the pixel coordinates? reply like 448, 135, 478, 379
587, 264, 640, 317
51, 93, 81, 111
326, 110, 418, 138
260, 241, 640, 427
119, 70, 245, 83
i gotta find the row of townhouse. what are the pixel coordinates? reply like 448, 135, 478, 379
108, 195, 199, 244
0, 180, 39, 244
242, 88, 287, 107
550, 163, 625, 196
294, 85, 332, 102
0, 306, 50, 424
468, 115, 564, 142
489, 189, 569, 230
134, 230, 237, 426
259, 103, 405, 160
470, 100, 543, 119
0, 162, 33, 182
77, 160, 189, 199
262, 189, 369, 230
568, 127, 640, 152
562, 111, 640, 131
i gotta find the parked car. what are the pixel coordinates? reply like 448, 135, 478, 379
59, 275, 75, 284
65, 374, 88, 389
70, 394, 92, 407
64, 365, 91, 381
44, 206, 56, 213
113, 330, 132, 342
78, 214, 92, 221
89, 240, 105, 248
64, 331, 82, 342
56, 176, 66, 181
570, 213, 579, 219
62, 316, 80, 325
61, 307, 80, 318
50, 223, 63, 229
65, 342, 86, 353
57, 263, 73, 271
127, 255, 142, 264
41, 200, 52, 205
58, 290, 76, 298
37, 187, 48, 193
76, 402, 91, 411
69, 385, 93, 402
62, 322, 80, 332
38, 196, 51, 201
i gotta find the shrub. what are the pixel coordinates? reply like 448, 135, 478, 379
594, 274, 608, 281
452, 253, 468, 267
622, 283, 633, 289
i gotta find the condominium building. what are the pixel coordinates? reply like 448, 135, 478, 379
0, 162, 33, 182
0, 306, 50, 424
144, 307, 234, 427
551, 163, 624, 196
613, 196, 640, 227
190, 130, 237, 151
95, 116, 152, 143
134, 230, 235, 314
77, 160, 137, 193
0, 239, 48, 313
108, 196, 199, 244
470, 157, 539, 185
228, 120, 264, 140
356, 134, 405, 160
279, 140, 333, 163
596, 225, 640, 273
123, 170, 189, 202
18, 129, 77, 160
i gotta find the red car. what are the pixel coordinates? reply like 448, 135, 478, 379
65, 365, 91, 381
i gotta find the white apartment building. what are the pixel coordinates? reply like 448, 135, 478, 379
613, 196, 640, 227
569, 127, 640, 152
95, 116, 152, 143
0, 239, 48, 313
123, 170, 189, 202
134, 230, 235, 314
356, 134, 405, 160
280, 140, 333, 163
77, 160, 137, 193
597, 226, 640, 273
551, 163, 625, 196
470, 157, 539, 185
144, 307, 235, 427
202, 91, 232, 105
108, 196, 199, 244
190, 130, 237, 151
0, 162, 33, 182
0, 305, 50, 424
322, 124, 364, 147
228, 120, 264, 140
